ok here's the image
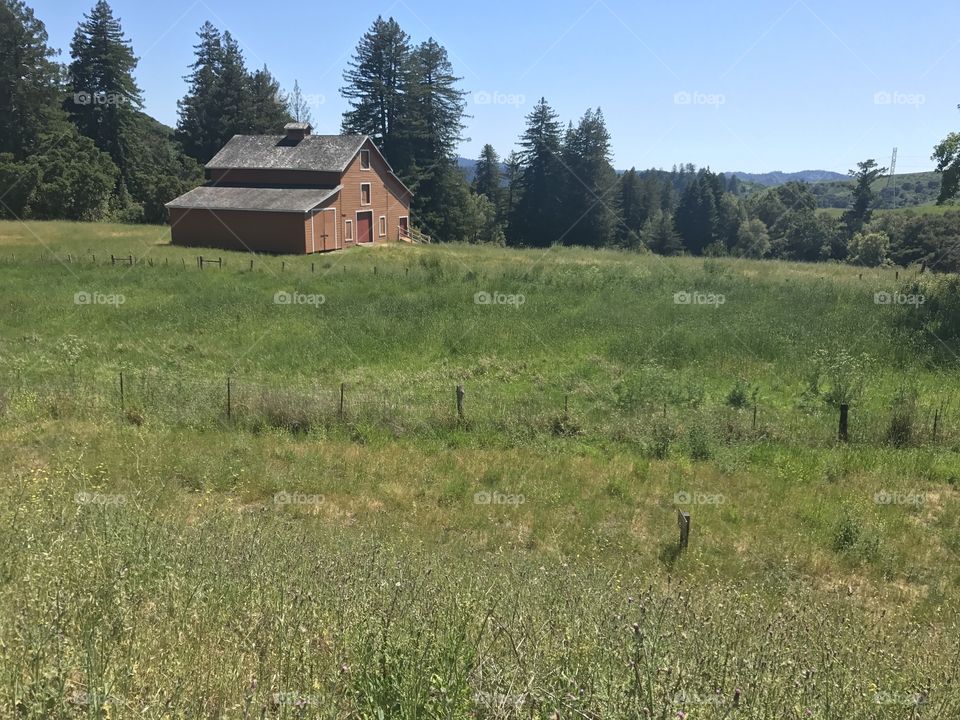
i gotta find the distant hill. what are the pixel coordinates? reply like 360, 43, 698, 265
728, 170, 848, 186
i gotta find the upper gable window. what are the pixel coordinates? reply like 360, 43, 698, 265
360, 149, 371, 170
360, 183, 371, 205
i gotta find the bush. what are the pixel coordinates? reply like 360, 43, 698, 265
726, 377, 755, 408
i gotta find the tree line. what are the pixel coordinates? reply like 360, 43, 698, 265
2, 1, 959, 269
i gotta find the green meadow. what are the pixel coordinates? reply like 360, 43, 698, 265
2, 220, 959, 718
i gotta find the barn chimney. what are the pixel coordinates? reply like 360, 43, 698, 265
284, 122, 312, 143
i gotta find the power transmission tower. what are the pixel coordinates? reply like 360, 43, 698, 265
886, 147, 898, 209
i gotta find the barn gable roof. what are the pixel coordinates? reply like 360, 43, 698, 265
206, 134, 367, 173
165, 186, 341, 213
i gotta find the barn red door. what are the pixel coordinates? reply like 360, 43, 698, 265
357, 212, 373, 244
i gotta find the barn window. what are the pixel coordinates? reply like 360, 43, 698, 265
345, 219, 353, 241
378, 215, 386, 237
360, 149, 371, 170
360, 183, 371, 205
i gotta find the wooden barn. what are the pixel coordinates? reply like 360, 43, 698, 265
165, 124, 414, 254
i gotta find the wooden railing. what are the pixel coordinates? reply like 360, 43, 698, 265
399, 225, 431, 244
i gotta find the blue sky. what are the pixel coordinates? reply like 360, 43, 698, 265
31, 0, 960, 173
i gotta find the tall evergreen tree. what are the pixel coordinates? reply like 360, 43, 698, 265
674, 172, 719, 254
508, 98, 564, 247
249, 65, 291, 133
340, 16, 412, 167
472, 143, 503, 211
558, 107, 619, 247
65, 0, 142, 176
0, 0, 63, 159
176, 22, 224, 162
404, 37, 468, 226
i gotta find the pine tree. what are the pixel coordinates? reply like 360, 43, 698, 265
249, 65, 291, 133
558, 108, 619, 247
472, 143, 503, 211
404, 37, 467, 226
287, 79, 311, 124
508, 98, 564, 247
340, 16, 412, 165
65, 0, 142, 175
674, 172, 719, 254
0, 0, 63, 159
213, 31, 252, 139
176, 22, 224, 162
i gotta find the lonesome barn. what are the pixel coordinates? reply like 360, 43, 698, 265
165, 124, 414, 253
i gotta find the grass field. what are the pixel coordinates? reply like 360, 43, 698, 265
2, 220, 960, 718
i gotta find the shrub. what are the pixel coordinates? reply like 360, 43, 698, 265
686, 423, 713, 461
726, 377, 755, 408
648, 419, 674, 459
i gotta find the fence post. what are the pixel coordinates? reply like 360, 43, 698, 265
752, 404, 757, 430
250, 259, 254, 271
119, 371, 125, 411
838, 402, 849, 442
227, 377, 232, 420
933, 407, 940, 442
339, 382, 346, 419
456, 384, 465, 422
677, 510, 691, 551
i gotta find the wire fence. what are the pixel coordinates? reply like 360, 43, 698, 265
1, 366, 956, 451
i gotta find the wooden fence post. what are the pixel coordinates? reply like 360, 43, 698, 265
677, 510, 690, 551
250, 259, 254, 271
838, 402, 849, 442
752, 404, 757, 430
456, 384, 465, 422
226, 377, 232, 420
339, 382, 346, 419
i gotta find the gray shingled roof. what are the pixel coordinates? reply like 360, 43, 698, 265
206, 134, 367, 172
165, 186, 341, 213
